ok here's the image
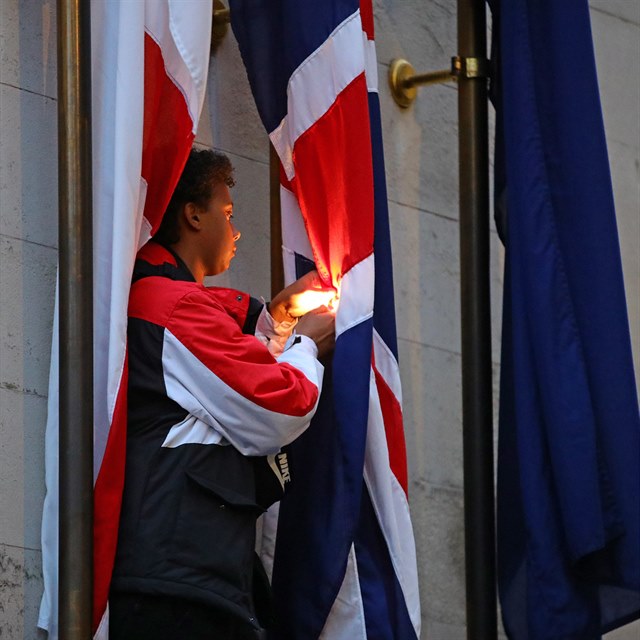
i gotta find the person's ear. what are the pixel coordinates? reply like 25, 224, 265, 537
183, 202, 202, 231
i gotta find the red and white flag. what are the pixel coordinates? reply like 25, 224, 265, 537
38, 2, 212, 638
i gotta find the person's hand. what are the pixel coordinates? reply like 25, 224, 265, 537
296, 306, 335, 358
269, 270, 336, 322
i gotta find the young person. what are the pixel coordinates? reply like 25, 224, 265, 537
109, 149, 335, 639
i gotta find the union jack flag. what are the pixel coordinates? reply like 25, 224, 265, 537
231, 2, 421, 637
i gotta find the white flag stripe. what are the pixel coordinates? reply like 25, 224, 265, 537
335, 253, 375, 339
363, 36, 379, 93
40, 2, 148, 633
282, 246, 301, 289
38, 279, 60, 638
137, 179, 152, 250
94, 607, 109, 640
91, 0, 146, 477
373, 329, 403, 407
319, 545, 368, 640
259, 502, 280, 582
281, 184, 315, 264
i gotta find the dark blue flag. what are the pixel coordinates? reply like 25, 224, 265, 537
490, 0, 640, 637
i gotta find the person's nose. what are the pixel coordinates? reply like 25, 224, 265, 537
232, 223, 241, 242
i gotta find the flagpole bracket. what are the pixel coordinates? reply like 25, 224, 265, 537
211, 0, 231, 52
388, 56, 489, 108
453, 56, 490, 80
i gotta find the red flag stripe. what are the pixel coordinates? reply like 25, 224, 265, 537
92, 355, 128, 633
290, 73, 374, 286
359, 0, 374, 40
373, 365, 408, 495
141, 33, 195, 237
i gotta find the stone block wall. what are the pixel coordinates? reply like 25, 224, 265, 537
0, 0, 56, 637
0, 0, 637, 638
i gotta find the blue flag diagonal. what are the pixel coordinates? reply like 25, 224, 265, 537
489, 0, 640, 637
231, 1, 421, 638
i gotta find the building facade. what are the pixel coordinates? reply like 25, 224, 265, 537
0, 1, 638, 638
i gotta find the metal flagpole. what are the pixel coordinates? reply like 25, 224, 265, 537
57, 0, 94, 636
270, 143, 284, 298
384, 0, 498, 632
457, 0, 497, 637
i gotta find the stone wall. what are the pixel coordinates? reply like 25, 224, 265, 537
0, 1, 637, 638
0, 0, 56, 637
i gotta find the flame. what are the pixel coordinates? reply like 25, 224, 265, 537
293, 288, 338, 314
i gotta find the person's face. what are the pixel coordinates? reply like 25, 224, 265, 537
199, 182, 241, 276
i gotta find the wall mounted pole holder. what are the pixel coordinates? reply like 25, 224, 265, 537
388, 57, 490, 108
211, 0, 231, 51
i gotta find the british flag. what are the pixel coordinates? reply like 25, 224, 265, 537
231, 2, 421, 637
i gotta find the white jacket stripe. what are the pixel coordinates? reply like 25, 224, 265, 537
162, 329, 323, 456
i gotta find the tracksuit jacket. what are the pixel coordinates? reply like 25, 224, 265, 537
111, 242, 324, 629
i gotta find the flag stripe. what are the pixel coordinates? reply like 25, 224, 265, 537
92, 357, 128, 632
140, 33, 195, 237
90, 0, 146, 480
281, 185, 314, 262
363, 38, 379, 93
373, 331, 402, 405
319, 545, 368, 640
336, 254, 375, 338
359, 1, 374, 40
373, 367, 407, 494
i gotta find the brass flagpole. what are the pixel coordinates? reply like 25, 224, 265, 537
57, 0, 94, 636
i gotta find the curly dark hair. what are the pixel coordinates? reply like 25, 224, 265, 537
154, 148, 235, 247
